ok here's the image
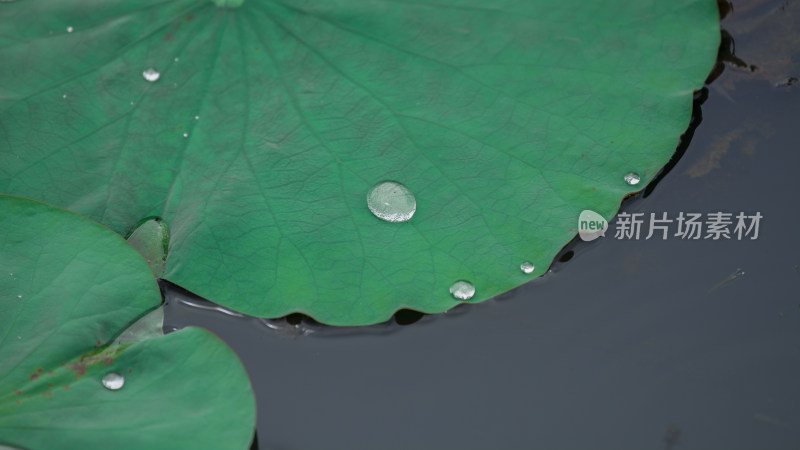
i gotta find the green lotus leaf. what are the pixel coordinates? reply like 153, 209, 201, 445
0, 0, 719, 324
0, 195, 255, 450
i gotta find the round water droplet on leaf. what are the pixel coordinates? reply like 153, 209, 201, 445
624, 172, 641, 185
142, 68, 160, 82
66, 26, 73, 33
449, 280, 475, 300
366, 181, 416, 223
101, 372, 125, 390
520, 261, 535, 274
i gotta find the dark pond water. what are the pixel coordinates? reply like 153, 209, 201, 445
164, 1, 800, 448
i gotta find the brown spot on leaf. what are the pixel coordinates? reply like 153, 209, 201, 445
42, 392, 52, 397
13, 389, 22, 395
68, 361, 87, 378
66, 344, 129, 380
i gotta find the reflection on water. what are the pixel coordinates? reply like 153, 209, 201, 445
708, 267, 746, 293
161, 280, 439, 338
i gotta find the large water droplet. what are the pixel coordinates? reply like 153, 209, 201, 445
520, 261, 535, 274
449, 280, 475, 300
366, 181, 416, 223
142, 68, 160, 82
624, 172, 641, 186
101, 372, 125, 390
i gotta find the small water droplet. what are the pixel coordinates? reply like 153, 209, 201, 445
62, 94, 67, 99
174, 57, 179, 62
66, 26, 74, 33
194, 115, 199, 120
17, 336, 22, 340
520, 261, 535, 274
449, 280, 475, 300
182, 132, 188, 138
623, 172, 641, 186
101, 372, 125, 390
366, 181, 416, 223
17, 294, 22, 299
130, 101, 134, 105
142, 68, 160, 82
